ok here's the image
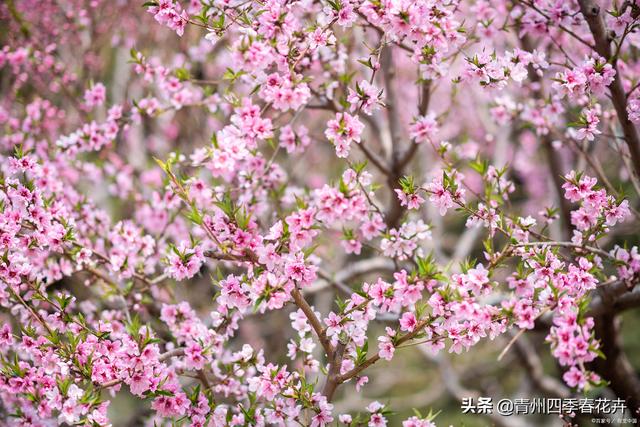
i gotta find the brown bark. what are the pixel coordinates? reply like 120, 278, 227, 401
521, 34, 573, 237
382, 46, 431, 228
576, 2, 640, 414
578, 0, 640, 181
591, 312, 640, 416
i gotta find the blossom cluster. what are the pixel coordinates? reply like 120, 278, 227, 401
1, 0, 640, 426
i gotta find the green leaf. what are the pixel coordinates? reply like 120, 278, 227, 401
175, 67, 191, 81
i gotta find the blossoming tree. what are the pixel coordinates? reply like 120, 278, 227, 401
1, 0, 640, 425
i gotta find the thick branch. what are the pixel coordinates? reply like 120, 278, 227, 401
520, 34, 573, 236
291, 288, 334, 360
381, 46, 405, 228
578, 0, 640, 181
395, 80, 431, 172
321, 341, 346, 401
381, 49, 431, 228
588, 287, 640, 317
591, 312, 640, 416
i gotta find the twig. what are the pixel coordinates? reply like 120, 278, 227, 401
514, 241, 614, 260
497, 327, 526, 361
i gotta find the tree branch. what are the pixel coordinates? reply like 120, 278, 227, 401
291, 288, 334, 361
578, 0, 640, 181
512, 334, 571, 398
381, 46, 405, 228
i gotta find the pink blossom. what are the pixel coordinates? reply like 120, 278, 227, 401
325, 112, 365, 158
83, 83, 106, 108
409, 114, 439, 143
399, 312, 417, 332
395, 189, 425, 210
